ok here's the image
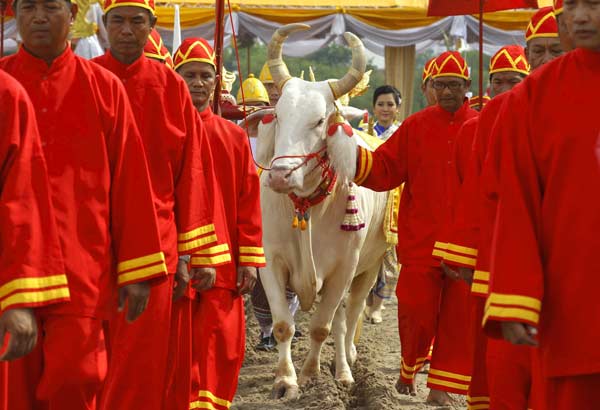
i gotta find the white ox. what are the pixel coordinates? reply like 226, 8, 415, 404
251, 23, 390, 400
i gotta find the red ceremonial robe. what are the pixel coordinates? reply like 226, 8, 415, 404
92, 52, 224, 410
440, 96, 539, 409
189, 107, 265, 409
0, 71, 67, 407
483, 48, 600, 407
355, 101, 478, 393
0, 46, 165, 410
0, 71, 66, 314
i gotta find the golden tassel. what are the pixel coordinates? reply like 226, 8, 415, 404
300, 219, 308, 231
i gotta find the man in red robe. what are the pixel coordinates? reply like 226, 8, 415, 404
173, 37, 266, 410
354, 51, 478, 405
442, 7, 569, 410
93, 2, 227, 408
483, 1, 600, 407
435, 44, 530, 410
0, 0, 167, 408
0, 70, 67, 407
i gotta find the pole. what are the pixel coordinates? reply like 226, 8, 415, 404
478, 0, 484, 111
212, 0, 225, 114
1, 2, 6, 58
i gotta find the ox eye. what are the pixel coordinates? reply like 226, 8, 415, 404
316, 118, 325, 127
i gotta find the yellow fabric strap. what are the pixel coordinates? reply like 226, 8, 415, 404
473, 270, 489, 281
117, 252, 165, 274
471, 282, 489, 295
1, 287, 70, 311
191, 254, 232, 266
0, 274, 68, 300
239, 255, 267, 264
354, 147, 373, 186
195, 243, 230, 255
442, 251, 476, 268
178, 234, 218, 252
117, 262, 167, 285
198, 390, 231, 407
467, 395, 490, 403
427, 376, 469, 391
428, 368, 471, 382
485, 293, 541, 312
239, 246, 264, 255
178, 224, 215, 241
483, 306, 540, 326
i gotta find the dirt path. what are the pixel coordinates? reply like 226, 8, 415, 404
234, 296, 466, 409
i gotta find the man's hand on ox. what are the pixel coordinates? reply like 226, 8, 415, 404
173, 259, 191, 301
237, 266, 257, 295
0, 308, 38, 361
190, 267, 216, 292
119, 281, 151, 323
501, 321, 539, 347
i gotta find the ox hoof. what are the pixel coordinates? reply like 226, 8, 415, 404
298, 369, 320, 386
271, 382, 299, 400
336, 372, 354, 387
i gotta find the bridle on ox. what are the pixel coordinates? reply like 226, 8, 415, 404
260, 129, 337, 230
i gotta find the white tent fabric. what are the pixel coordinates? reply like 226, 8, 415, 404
156, 12, 529, 58
2, 7, 529, 58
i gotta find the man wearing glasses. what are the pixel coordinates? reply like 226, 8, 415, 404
350, 51, 478, 406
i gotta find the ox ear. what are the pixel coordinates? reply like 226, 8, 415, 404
255, 112, 277, 168
339, 106, 367, 122
240, 108, 276, 138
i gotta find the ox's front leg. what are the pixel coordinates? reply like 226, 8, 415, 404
260, 265, 299, 400
299, 269, 355, 386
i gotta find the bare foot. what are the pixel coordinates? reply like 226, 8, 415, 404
395, 376, 416, 396
426, 389, 453, 406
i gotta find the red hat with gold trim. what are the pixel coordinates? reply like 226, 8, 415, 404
489, 45, 530, 76
553, 0, 563, 16
173, 37, 216, 71
422, 57, 437, 84
431, 51, 469, 80
525, 7, 558, 42
469, 94, 491, 109
104, 0, 155, 16
144, 29, 174, 68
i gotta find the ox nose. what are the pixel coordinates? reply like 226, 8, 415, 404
268, 167, 292, 193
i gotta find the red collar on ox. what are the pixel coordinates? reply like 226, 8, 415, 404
288, 166, 337, 231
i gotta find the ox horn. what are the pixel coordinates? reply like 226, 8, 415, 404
329, 32, 367, 100
267, 23, 310, 91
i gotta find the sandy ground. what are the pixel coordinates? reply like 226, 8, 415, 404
233, 295, 467, 410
